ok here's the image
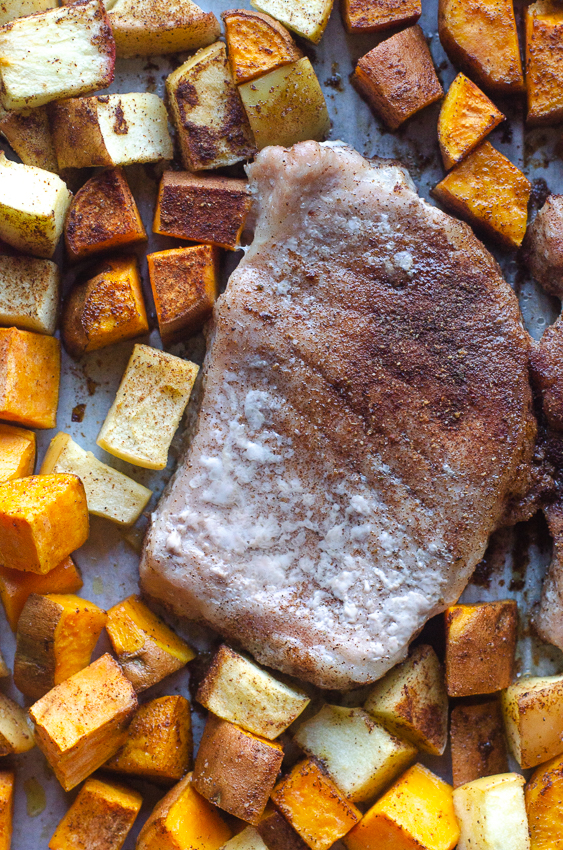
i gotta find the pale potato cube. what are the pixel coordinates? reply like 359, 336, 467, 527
196, 644, 310, 740
0, 0, 115, 110
0, 691, 34, 754
97, 344, 199, 470
0, 105, 58, 172
221, 827, 268, 850
40, 433, 152, 526
0, 153, 71, 258
0, 254, 59, 334
239, 57, 329, 150
502, 674, 563, 768
293, 705, 417, 803
453, 774, 530, 850
251, 0, 333, 43
0, 0, 55, 26
105, 0, 220, 57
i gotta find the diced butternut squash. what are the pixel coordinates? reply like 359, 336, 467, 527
29, 653, 138, 791
450, 699, 509, 788
256, 806, 309, 850
438, 0, 524, 94
354, 26, 443, 130
0, 326, 60, 428
0, 692, 35, 755
194, 715, 284, 824
106, 595, 195, 691
0, 555, 82, 631
0, 105, 58, 173
526, 0, 563, 125
342, 0, 421, 32
0, 772, 13, 850
14, 592, 107, 699
344, 764, 459, 850
444, 600, 518, 697
49, 776, 142, 850
106, 695, 192, 784
0, 254, 60, 334
502, 673, 563, 769
0, 473, 88, 574
136, 772, 232, 850
64, 168, 146, 263
196, 644, 309, 741
0, 423, 35, 484
438, 73, 505, 170
62, 256, 148, 358
222, 9, 302, 84
433, 142, 531, 249
271, 759, 361, 850
250, 0, 333, 44
526, 752, 563, 849
453, 773, 529, 850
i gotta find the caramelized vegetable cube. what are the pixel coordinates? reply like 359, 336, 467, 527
526, 0, 563, 125
0, 555, 82, 631
49, 777, 142, 850
0, 772, 13, 850
0, 254, 60, 335
438, 73, 505, 170
136, 772, 232, 850
271, 759, 361, 850
0, 423, 35, 484
256, 806, 309, 850
344, 764, 459, 850
106, 695, 192, 784
194, 715, 284, 824
106, 594, 195, 691
250, 0, 333, 43
433, 142, 531, 250
0, 473, 88, 574
526, 752, 563, 849
453, 773, 529, 850
153, 172, 252, 250
222, 9, 301, 84
450, 699, 509, 788
342, 0, 420, 32
354, 26, 443, 130
502, 673, 563, 769
106, 0, 220, 58
30, 653, 138, 791
0, 692, 35, 754
0, 105, 58, 173
64, 168, 146, 263
0, 327, 60, 428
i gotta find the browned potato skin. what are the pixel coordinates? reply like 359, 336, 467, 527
523, 195, 563, 297
450, 699, 509, 788
342, 0, 421, 33
49, 98, 112, 171
193, 715, 284, 824
257, 806, 310, 850
14, 593, 59, 699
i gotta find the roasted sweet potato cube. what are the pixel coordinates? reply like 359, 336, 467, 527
433, 142, 531, 249
526, 0, 563, 125
354, 26, 443, 130
136, 772, 232, 850
222, 9, 302, 84
450, 699, 509, 788
526, 752, 563, 848
0, 474, 88, 574
444, 600, 518, 696
344, 764, 459, 850
438, 0, 524, 94
29, 653, 138, 791
502, 673, 563, 769
65, 168, 146, 263
14, 592, 107, 699
148, 246, 218, 345
0, 105, 58, 173
0, 772, 13, 850
106, 695, 192, 784
271, 759, 361, 850
0, 692, 35, 755
0, 423, 35, 484
342, 0, 421, 32
0, 555, 82, 631
438, 73, 505, 170
49, 777, 142, 850
257, 806, 309, 850
62, 256, 149, 358
0, 327, 60, 428
194, 715, 284, 824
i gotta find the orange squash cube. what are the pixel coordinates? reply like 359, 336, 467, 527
438, 73, 505, 169
526, 0, 563, 125
343, 0, 421, 32
271, 759, 361, 850
148, 246, 218, 345
0, 474, 89, 574
433, 142, 531, 249
526, 752, 563, 848
344, 764, 460, 850
0, 771, 13, 850
0, 423, 35, 484
0, 555, 83, 631
0, 327, 60, 428
222, 9, 302, 83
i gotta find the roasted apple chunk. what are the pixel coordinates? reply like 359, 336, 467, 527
0, 555, 82, 631
526, 0, 563, 125
342, 0, 421, 32
0, 423, 35, 484
250, 0, 333, 43
453, 774, 529, 850
502, 673, 563, 769
438, 73, 505, 169
0, 105, 58, 172
222, 8, 301, 84
0, 254, 59, 335
105, 0, 219, 57
0, 693, 34, 755
0, 0, 55, 25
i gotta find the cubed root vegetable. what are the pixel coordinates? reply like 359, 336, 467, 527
136, 772, 232, 850
0, 473, 88, 574
354, 25, 443, 130
0, 771, 13, 850
432, 142, 531, 249
271, 759, 361, 850
106, 0, 220, 57
257, 806, 309, 850
526, 752, 563, 848
222, 9, 302, 84
526, 0, 563, 125
0, 423, 35, 484
106, 695, 192, 784
342, 0, 421, 32
30, 653, 138, 791
0, 327, 60, 429
502, 673, 563, 768
0, 254, 60, 335
49, 777, 142, 850
0, 105, 58, 173
106, 594, 195, 691
221, 827, 269, 850
0, 692, 35, 755
14, 592, 107, 699
0, 556, 82, 631
450, 699, 509, 788
344, 764, 459, 850
0, 0, 55, 26
438, 73, 505, 169
194, 715, 284, 824
250, 0, 333, 43
453, 773, 529, 850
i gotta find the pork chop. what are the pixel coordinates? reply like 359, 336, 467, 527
140, 141, 536, 689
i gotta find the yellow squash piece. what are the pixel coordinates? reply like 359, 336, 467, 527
0, 555, 82, 631
0, 326, 60, 429
438, 73, 505, 169
223, 9, 302, 84
0, 423, 35, 484
526, 0, 563, 125
526, 752, 563, 849
0, 772, 13, 850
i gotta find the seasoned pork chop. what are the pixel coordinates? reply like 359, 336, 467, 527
141, 142, 535, 689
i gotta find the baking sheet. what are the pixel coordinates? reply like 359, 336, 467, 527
1, 0, 562, 845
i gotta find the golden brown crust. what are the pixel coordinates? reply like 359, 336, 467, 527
450, 699, 509, 787
256, 807, 309, 850
48, 98, 111, 170
342, 0, 421, 32
222, 8, 302, 83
